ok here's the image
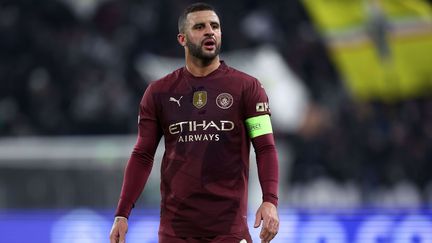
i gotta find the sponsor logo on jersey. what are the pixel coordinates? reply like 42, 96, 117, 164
216, 93, 234, 109
256, 102, 270, 112
178, 134, 220, 142
169, 96, 183, 107
169, 120, 234, 134
193, 91, 207, 109
168, 120, 235, 142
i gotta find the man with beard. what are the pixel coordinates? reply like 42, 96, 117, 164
110, 3, 279, 243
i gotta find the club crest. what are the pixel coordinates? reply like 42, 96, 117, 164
216, 93, 233, 109
193, 91, 207, 109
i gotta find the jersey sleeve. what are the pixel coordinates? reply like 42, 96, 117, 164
243, 79, 279, 206
243, 78, 271, 119
115, 84, 162, 218
252, 134, 279, 206
243, 79, 274, 139
139, 83, 159, 123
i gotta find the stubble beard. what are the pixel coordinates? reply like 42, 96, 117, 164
186, 39, 221, 63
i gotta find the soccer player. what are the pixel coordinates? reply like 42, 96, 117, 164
109, 2, 279, 243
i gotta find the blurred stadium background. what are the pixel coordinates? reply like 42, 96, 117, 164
1, 0, 432, 242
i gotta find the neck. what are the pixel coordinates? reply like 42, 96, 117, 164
185, 55, 220, 77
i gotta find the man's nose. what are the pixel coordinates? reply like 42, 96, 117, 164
204, 25, 215, 36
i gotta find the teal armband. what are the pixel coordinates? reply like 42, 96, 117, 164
245, 114, 273, 138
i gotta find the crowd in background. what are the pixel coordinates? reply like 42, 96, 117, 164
287, 98, 432, 208
1, 0, 431, 208
0, 0, 339, 135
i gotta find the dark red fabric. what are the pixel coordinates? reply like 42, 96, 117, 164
252, 133, 279, 207
158, 230, 252, 243
115, 119, 161, 218
115, 61, 279, 236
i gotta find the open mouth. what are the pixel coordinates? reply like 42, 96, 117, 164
203, 38, 216, 50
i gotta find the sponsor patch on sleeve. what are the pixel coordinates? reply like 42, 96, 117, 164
256, 102, 270, 112
245, 114, 273, 138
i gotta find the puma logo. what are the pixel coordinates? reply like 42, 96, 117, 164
169, 96, 183, 107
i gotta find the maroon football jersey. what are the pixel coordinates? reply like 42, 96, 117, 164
139, 61, 271, 237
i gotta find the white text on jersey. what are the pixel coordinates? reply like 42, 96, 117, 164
168, 120, 234, 134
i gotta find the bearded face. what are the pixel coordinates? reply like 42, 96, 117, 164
185, 34, 221, 61
179, 10, 222, 63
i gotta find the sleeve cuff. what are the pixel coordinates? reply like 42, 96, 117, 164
115, 198, 135, 218
263, 194, 278, 207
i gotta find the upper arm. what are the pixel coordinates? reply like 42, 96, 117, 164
136, 84, 162, 152
138, 84, 162, 137
242, 78, 273, 139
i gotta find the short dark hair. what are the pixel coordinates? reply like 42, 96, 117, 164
178, 2, 217, 33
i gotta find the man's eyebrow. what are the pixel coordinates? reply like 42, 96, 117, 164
191, 22, 204, 28
193, 20, 219, 25
189, 19, 220, 29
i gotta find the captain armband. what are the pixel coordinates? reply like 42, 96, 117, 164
245, 114, 273, 138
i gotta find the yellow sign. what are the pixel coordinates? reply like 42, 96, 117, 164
303, 0, 432, 101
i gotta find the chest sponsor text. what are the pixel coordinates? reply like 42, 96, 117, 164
168, 120, 234, 142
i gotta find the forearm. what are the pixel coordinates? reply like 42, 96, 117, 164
115, 120, 161, 218
115, 144, 154, 218
252, 134, 279, 207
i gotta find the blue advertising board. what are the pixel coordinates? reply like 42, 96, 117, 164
1, 208, 431, 243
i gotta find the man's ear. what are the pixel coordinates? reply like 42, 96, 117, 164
177, 33, 186, 47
